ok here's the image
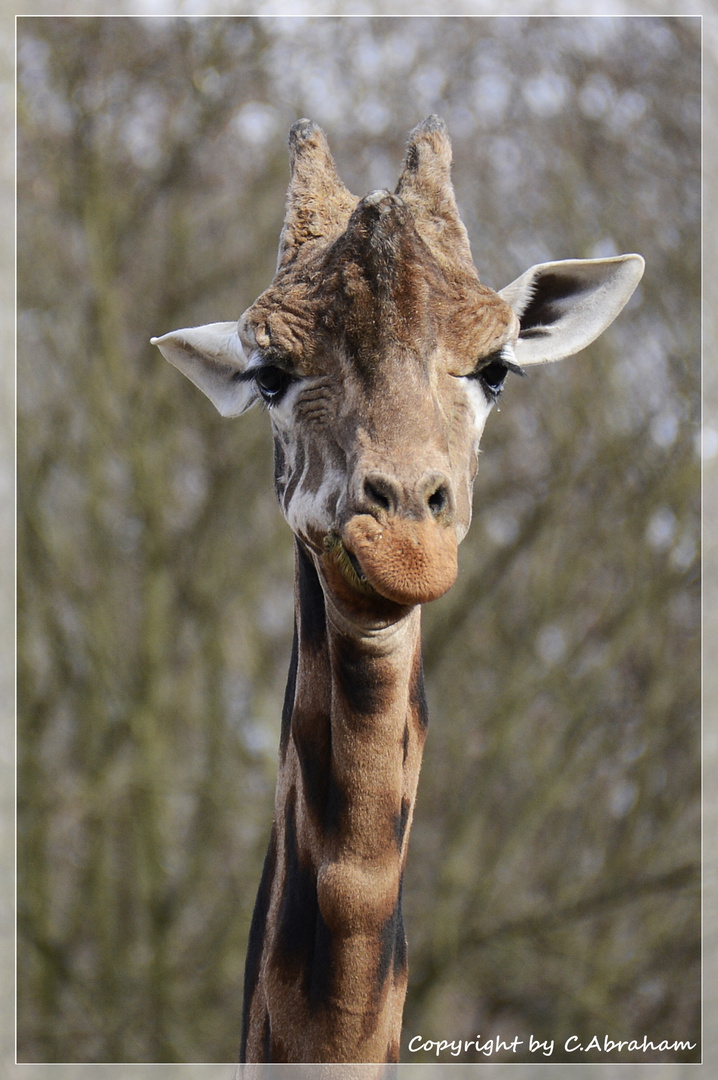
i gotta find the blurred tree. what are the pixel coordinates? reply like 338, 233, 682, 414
17, 15, 699, 1064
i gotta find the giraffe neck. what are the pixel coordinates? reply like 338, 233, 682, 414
241, 539, 428, 1065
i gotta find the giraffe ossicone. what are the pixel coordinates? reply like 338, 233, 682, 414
152, 116, 643, 1066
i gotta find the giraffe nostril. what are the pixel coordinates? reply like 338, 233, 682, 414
427, 483, 450, 519
364, 477, 395, 514
361, 471, 454, 521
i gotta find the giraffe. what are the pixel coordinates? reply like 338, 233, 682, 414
152, 116, 643, 1067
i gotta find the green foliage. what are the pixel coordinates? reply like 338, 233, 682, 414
17, 16, 699, 1064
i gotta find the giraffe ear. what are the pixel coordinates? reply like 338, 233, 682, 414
499, 254, 645, 365
151, 322, 257, 417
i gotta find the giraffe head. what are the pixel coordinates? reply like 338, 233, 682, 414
153, 117, 643, 614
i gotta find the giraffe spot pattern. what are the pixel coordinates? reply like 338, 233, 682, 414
279, 622, 299, 762
280, 441, 306, 513
376, 875, 408, 995
332, 632, 392, 720
273, 437, 287, 500
410, 655, 430, 731
275, 787, 334, 1010
297, 541, 327, 651
292, 703, 333, 830
240, 824, 278, 1062
394, 797, 411, 851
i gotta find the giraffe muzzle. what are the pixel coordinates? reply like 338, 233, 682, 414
337, 513, 458, 606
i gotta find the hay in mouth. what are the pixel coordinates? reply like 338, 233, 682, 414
322, 532, 380, 597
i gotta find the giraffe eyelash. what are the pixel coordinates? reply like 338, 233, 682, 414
473, 345, 525, 378
237, 362, 298, 407
466, 349, 526, 402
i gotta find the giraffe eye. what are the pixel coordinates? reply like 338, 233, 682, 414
254, 365, 293, 404
478, 360, 509, 398
468, 353, 525, 402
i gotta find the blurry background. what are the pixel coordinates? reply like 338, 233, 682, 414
17, 15, 700, 1065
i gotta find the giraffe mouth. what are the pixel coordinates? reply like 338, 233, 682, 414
324, 515, 459, 606
323, 533, 381, 598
